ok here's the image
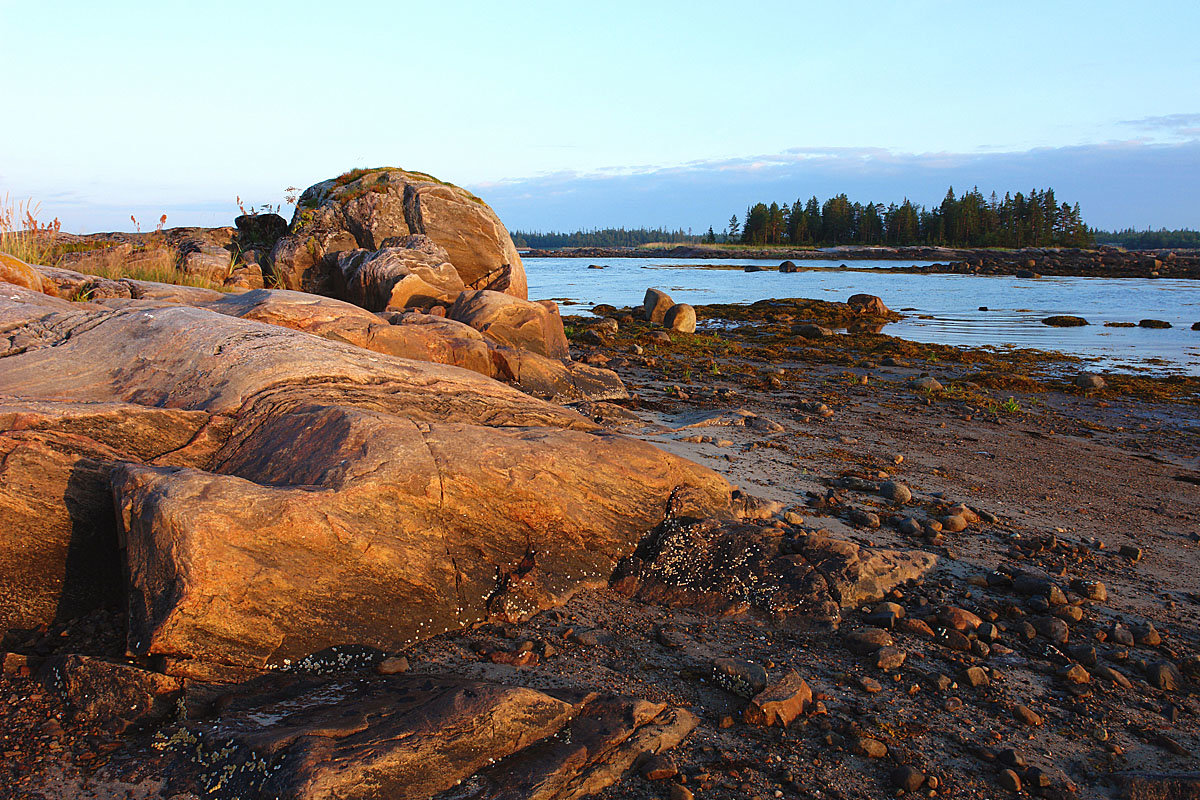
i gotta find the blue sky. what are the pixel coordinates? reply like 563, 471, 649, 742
2, 0, 1197, 233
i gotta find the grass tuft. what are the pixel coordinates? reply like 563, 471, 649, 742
0, 195, 62, 266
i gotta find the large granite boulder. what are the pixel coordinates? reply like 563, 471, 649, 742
0, 286, 731, 678
450, 289, 570, 360
275, 168, 527, 300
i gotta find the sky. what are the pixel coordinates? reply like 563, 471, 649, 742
1, 0, 1197, 233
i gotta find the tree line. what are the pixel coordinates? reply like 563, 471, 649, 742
511, 227, 701, 249
1092, 228, 1200, 249
718, 187, 1093, 248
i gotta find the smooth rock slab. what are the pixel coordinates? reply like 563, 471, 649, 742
436, 695, 698, 800
114, 406, 733, 678
192, 675, 579, 800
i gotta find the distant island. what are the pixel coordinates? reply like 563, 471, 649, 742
513, 185, 1199, 251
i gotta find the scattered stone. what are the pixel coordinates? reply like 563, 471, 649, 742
891, 766, 926, 793
845, 629, 894, 655
898, 617, 935, 638
1023, 767, 1052, 789
963, 666, 990, 688
376, 656, 410, 675
43, 655, 182, 728
1135, 622, 1162, 646
998, 768, 1022, 792
744, 670, 812, 727
859, 677, 884, 694
1120, 544, 1143, 562
879, 481, 912, 504
670, 785, 695, 800
1059, 663, 1091, 684
1111, 623, 1135, 647
939, 606, 983, 632
1074, 373, 1106, 390
1093, 664, 1133, 688
851, 736, 888, 758
641, 754, 678, 781
1032, 618, 1070, 647
569, 629, 610, 647
935, 629, 971, 652
797, 399, 834, 417
1013, 704, 1043, 727
926, 673, 954, 692
1069, 579, 1107, 602
875, 647, 907, 671
1146, 661, 1185, 692
909, 376, 943, 392
712, 658, 769, 698
848, 508, 881, 529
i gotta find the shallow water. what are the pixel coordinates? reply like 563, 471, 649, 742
524, 257, 1200, 375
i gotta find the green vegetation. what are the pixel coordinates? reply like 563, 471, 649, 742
734, 186, 1092, 248
515, 186, 1103, 251
511, 227, 702, 249
1093, 228, 1200, 249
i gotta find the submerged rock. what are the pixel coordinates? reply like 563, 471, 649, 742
1042, 315, 1088, 327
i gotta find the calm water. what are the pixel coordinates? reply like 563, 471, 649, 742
524, 257, 1200, 375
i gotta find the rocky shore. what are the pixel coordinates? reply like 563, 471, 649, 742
522, 245, 1200, 280
1, 170, 1197, 800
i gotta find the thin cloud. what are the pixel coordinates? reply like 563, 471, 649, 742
1120, 113, 1200, 138
473, 141, 1200, 232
